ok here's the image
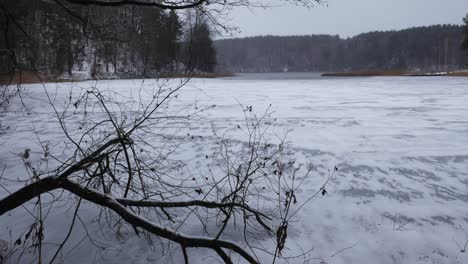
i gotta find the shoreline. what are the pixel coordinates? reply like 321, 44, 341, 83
322, 70, 468, 77
0, 71, 236, 85
3, 70, 468, 85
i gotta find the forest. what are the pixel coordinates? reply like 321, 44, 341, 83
215, 25, 467, 73
0, 0, 217, 79
2, 1, 466, 80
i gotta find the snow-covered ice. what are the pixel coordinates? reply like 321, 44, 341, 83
1, 73, 468, 263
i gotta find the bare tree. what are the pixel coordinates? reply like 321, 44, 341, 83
59, 0, 322, 9
0, 79, 326, 263
0, 0, 327, 263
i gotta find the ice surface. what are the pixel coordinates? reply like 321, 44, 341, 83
1, 74, 468, 263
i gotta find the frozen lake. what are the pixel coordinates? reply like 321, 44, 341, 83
1, 74, 468, 263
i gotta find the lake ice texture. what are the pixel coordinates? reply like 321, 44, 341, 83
1, 73, 468, 263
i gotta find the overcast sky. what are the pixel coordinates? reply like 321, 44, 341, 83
224, 0, 468, 38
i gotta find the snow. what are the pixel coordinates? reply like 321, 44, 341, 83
1, 74, 468, 263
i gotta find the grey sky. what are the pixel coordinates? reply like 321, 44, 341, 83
225, 0, 468, 38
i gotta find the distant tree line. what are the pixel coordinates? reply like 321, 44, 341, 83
0, 0, 217, 79
215, 25, 467, 73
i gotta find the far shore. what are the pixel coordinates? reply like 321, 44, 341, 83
0, 71, 236, 85
3, 70, 468, 85
322, 69, 468, 77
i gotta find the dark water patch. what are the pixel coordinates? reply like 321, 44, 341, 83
410, 190, 424, 199
393, 134, 416, 139
339, 164, 375, 174
421, 98, 438, 103
389, 106, 441, 113
378, 178, 398, 189
461, 179, 468, 188
403, 155, 468, 165
444, 121, 468, 124
303, 163, 327, 172
382, 213, 415, 226
431, 215, 456, 226
341, 187, 411, 202
339, 164, 388, 175
378, 190, 411, 202
424, 126, 447, 131
390, 251, 407, 264
426, 183, 468, 203
404, 156, 443, 165
360, 106, 441, 113
421, 216, 457, 226
390, 168, 441, 182
343, 120, 361, 126
339, 100, 378, 105
296, 118, 342, 125
294, 147, 335, 157
421, 218, 437, 226
453, 155, 468, 163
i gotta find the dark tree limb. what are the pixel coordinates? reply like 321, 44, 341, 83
0, 178, 259, 263
0, 137, 122, 215
214, 247, 233, 264
116, 198, 273, 231
60, 179, 259, 263
182, 245, 189, 264
63, 0, 208, 10
0, 177, 60, 216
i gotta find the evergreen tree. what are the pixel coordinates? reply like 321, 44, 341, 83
163, 10, 183, 71
187, 18, 216, 73
463, 13, 468, 58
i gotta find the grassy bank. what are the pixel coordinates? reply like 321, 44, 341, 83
322, 70, 412, 77
322, 69, 468, 77
447, 71, 468, 77
0, 71, 70, 85
1, 71, 235, 85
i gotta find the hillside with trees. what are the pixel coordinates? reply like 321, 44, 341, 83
0, 0, 217, 80
215, 25, 466, 73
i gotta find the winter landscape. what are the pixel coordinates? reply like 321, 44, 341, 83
1, 1, 468, 264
